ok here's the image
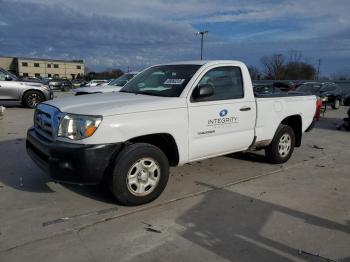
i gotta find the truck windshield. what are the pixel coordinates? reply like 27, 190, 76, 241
120, 65, 201, 97
109, 73, 135, 87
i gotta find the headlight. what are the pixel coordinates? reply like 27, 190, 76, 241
58, 114, 102, 140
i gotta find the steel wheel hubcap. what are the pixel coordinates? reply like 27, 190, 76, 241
278, 133, 291, 157
127, 158, 160, 196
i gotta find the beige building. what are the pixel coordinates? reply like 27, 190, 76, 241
0, 56, 85, 79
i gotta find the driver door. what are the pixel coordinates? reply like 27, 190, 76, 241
187, 66, 256, 161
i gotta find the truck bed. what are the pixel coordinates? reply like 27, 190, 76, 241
254, 93, 316, 143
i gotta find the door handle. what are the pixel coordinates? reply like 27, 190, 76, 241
240, 107, 251, 111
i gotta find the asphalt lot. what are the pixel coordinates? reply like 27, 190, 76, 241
0, 92, 349, 262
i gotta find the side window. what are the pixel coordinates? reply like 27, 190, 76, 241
193, 66, 244, 102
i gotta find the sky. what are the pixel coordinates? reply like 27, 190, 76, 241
0, 0, 349, 75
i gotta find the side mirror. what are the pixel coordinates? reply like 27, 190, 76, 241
5, 75, 13, 81
193, 84, 214, 100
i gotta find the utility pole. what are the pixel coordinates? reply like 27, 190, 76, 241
196, 31, 208, 60
317, 59, 321, 80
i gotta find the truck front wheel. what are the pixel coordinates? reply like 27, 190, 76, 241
109, 143, 169, 205
265, 125, 295, 164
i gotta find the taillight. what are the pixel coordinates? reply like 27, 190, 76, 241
315, 98, 322, 121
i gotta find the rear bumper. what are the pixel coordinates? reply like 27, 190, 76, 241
26, 127, 122, 184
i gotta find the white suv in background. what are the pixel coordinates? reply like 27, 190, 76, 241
73, 72, 138, 95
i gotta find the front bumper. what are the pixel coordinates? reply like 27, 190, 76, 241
26, 127, 122, 184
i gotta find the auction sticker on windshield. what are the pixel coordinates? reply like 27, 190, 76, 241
164, 79, 185, 85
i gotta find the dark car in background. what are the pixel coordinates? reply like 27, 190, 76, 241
253, 81, 295, 95
48, 79, 72, 91
343, 93, 350, 106
19, 76, 44, 83
296, 82, 343, 109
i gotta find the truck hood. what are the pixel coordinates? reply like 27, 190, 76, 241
73, 85, 122, 94
43, 92, 186, 116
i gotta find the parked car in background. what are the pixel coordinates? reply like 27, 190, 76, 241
0, 68, 53, 108
86, 80, 108, 87
296, 82, 343, 109
109, 72, 138, 86
48, 79, 72, 91
253, 84, 276, 95
71, 79, 88, 87
73, 72, 138, 95
99, 79, 116, 86
343, 92, 350, 106
253, 81, 294, 95
19, 76, 44, 83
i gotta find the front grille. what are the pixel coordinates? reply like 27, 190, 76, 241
34, 104, 60, 140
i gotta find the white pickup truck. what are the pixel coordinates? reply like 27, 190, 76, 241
26, 60, 317, 205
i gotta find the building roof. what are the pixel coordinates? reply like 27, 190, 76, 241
0, 56, 83, 63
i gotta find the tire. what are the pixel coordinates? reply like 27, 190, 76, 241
332, 99, 340, 109
109, 143, 169, 206
22, 90, 45, 108
265, 125, 295, 164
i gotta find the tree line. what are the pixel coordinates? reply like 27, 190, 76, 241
249, 51, 318, 80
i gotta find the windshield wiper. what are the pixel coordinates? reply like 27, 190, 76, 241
120, 90, 164, 97
134, 91, 164, 97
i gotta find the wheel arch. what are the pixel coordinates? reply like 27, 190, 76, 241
127, 133, 180, 166
280, 115, 302, 147
21, 89, 46, 103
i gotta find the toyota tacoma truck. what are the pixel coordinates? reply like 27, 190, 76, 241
26, 61, 317, 205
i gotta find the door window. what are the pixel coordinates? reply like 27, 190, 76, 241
193, 67, 244, 102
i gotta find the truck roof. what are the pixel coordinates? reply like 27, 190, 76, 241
162, 60, 244, 66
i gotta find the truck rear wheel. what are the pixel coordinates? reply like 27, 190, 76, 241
265, 125, 295, 164
109, 143, 169, 205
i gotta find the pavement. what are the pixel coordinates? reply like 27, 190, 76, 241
0, 93, 349, 261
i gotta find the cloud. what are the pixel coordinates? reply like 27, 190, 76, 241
0, 0, 349, 74
0, 0, 199, 70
